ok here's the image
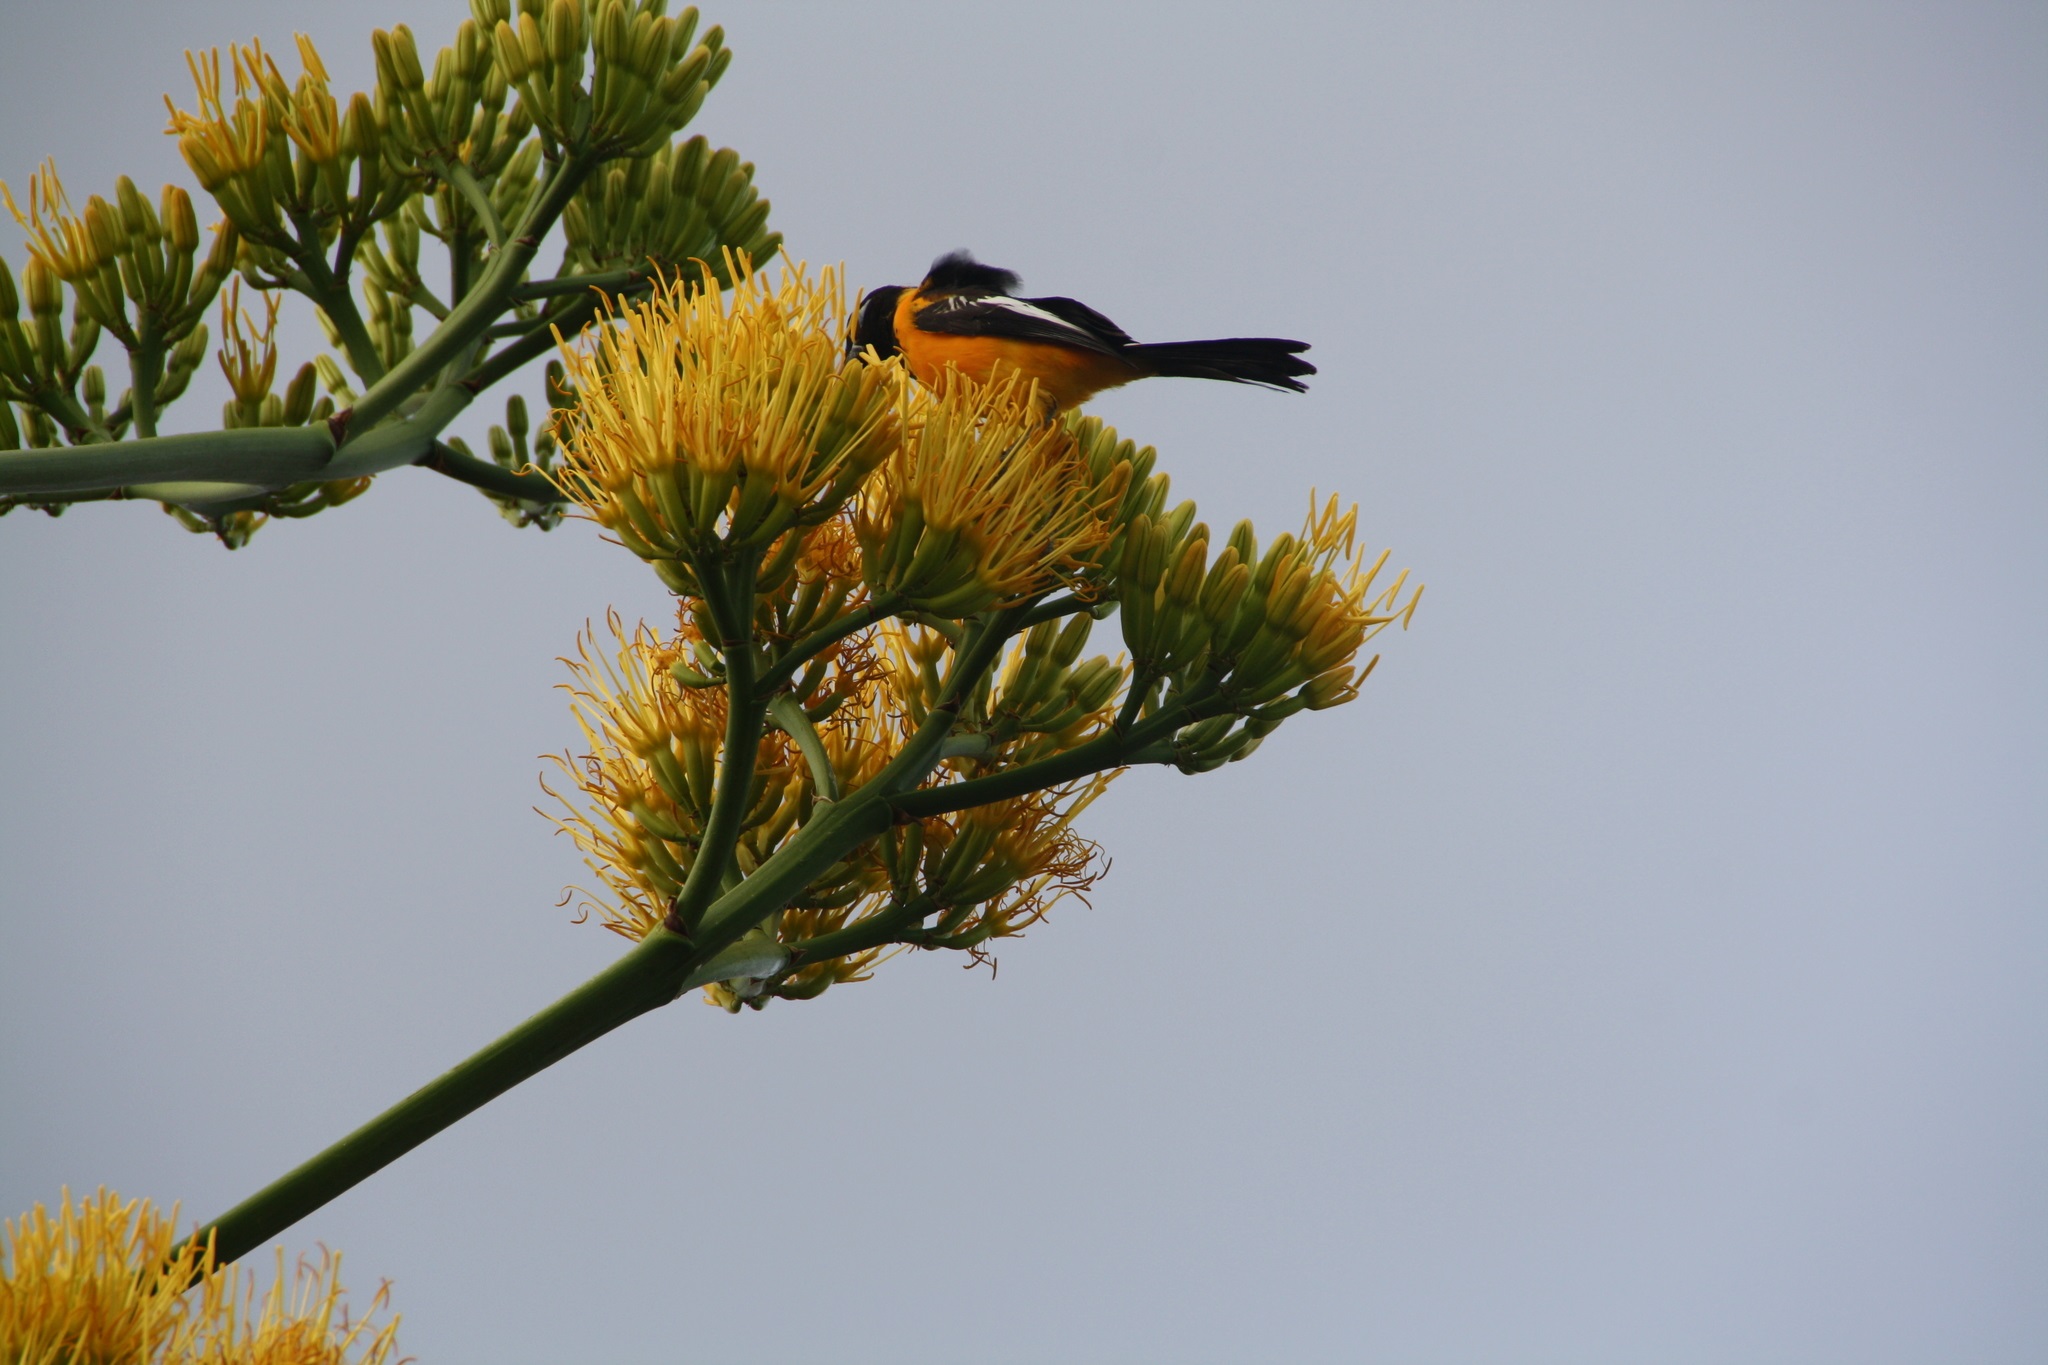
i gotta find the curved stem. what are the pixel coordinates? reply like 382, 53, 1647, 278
415, 439, 566, 504
768, 693, 838, 801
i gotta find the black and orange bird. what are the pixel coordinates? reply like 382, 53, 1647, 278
851, 251, 1316, 411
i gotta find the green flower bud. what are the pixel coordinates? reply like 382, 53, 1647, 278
163, 187, 199, 254
282, 362, 317, 425
23, 258, 60, 317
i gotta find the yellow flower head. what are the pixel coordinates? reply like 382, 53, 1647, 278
855, 374, 1127, 614
205, 1249, 400, 1365
164, 46, 271, 190
0, 1188, 216, 1365
551, 258, 903, 558
1219, 492, 1423, 708
0, 162, 107, 282
0, 1189, 398, 1365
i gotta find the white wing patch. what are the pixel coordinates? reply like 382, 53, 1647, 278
930, 294, 1100, 344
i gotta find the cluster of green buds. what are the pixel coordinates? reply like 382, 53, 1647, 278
372, 19, 539, 261
485, 0, 729, 160
1118, 495, 1421, 771
1, 165, 234, 442
560, 136, 778, 283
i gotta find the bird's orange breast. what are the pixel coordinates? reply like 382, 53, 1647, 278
892, 289, 1142, 410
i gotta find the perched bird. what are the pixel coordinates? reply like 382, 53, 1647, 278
851, 251, 1316, 411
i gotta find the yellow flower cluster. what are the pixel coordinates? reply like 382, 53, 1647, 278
548, 606, 1123, 1004
549, 259, 901, 578
1, 1189, 399, 1365
539, 257, 1415, 1005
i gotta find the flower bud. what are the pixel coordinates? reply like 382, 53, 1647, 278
23, 257, 60, 317
282, 361, 317, 425
163, 186, 199, 253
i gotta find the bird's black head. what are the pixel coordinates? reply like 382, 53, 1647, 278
850, 285, 906, 359
920, 250, 1021, 296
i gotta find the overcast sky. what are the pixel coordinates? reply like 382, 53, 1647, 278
2, 3, 2043, 1362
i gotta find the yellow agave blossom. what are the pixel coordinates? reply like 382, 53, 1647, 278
164, 46, 272, 190
0, 162, 107, 283
550, 259, 902, 564
855, 374, 1128, 614
548, 603, 1121, 1003
217, 280, 282, 407
1255, 492, 1424, 707
545, 605, 885, 943
0, 1189, 397, 1365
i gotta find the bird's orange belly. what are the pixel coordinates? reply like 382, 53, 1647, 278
896, 328, 1141, 410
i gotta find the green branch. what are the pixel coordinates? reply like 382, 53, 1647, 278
666, 555, 765, 935
415, 439, 566, 504
349, 155, 593, 432
514, 267, 649, 301
170, 928, 794, 1270
0, 427, 335, 498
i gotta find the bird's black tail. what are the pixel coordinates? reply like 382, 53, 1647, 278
1130, 338, 1315, 392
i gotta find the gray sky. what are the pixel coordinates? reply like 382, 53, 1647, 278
3, 2, 2043, 1361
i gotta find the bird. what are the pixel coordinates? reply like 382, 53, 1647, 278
850, 251, 1316, 411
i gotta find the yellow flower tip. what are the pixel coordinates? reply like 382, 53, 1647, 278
551, 257, 903, 556
1292, 488, 1423, 650
857, 372, 1125, 609
1, 1187, 214, 1365
293, 33, 332, 86
164, 44, 271, 184
0, 160, 100, 281
4, 1188, 397, 1365
216, 279, 283, 405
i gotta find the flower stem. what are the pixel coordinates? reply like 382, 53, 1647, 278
178, 928, 700, 1269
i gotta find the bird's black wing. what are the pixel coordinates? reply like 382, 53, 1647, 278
1021, 295, 1138, 351
911, 293, 1126, 357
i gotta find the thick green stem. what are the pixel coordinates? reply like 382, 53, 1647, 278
288, 231, 386, 388
0, 427, 335, 497
350, 156, 593, 432
892, 708, 1187, 821
127, 333, 163, 441
667, 556, 765, 934
168, 929, 812, 1270
787, 894, 935, 964
180, 930, 695, 1267
442, 160, 508, 248
762, 595, 902, 690
325, 384, 473, 480
465, 293, 605, 393
514, 267, 648, 301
